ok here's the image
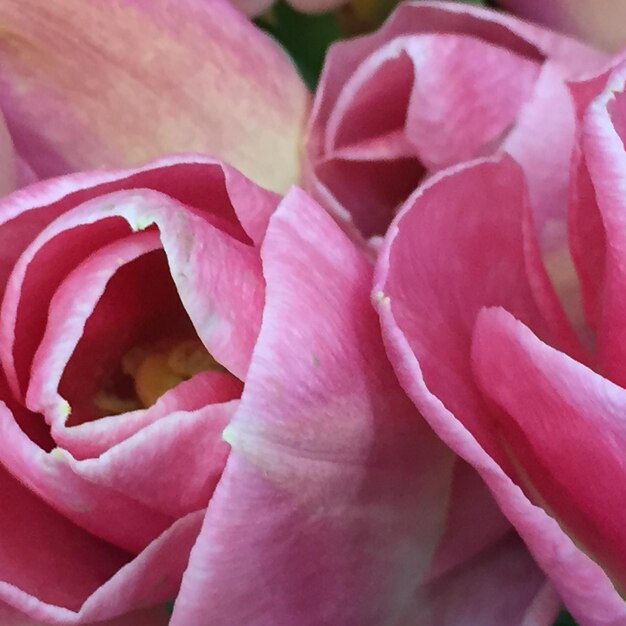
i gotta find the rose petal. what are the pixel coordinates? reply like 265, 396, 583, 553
408, 535, 559, 626
170, 188, 456, 625
0, 406, 173, 553
0, 0, 309, 192
472, 307, 626, 591
66, 401, 237, 517
374, 157, 581, 466
0, 156, 275, 401
580, 61, 626, 384
0, 507, 203, 624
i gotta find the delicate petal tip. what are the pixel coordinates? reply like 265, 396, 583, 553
0, 0, 310, 192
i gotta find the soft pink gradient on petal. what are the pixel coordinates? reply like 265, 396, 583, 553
408, 535, 559, 626
581, 62, 626, 385
0, 509, 203, 624
0, 0, 309, 192
0, 156, 275, 402
374, 158, 626, 623
500, 0, 626, 53
305, 0, 607, 242
66, 401, 237, 517
170, 188, 455, 625
472, 307, 626, 589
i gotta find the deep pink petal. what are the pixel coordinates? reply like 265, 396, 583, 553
0, 405, 173, 553
0, 509, 203, 624
0, 156, 273, 401
170, 188, 456, 625
581, 61, 626, 385
472, 307, 626, 590
67, 401, 237, 517
0, 0, 309, 192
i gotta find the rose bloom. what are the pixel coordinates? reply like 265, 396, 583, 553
500, 0, 626, 54
305, 1, 606, 244
0, 158, 557, 625
0, 1, 559, 624
374, 55, 626, 625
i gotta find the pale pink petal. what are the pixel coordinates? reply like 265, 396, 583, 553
170, 188, 456, 625
500, 0, 626, 53
0, 0, 309, 192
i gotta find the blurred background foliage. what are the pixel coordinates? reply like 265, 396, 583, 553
256, 2, 576, 625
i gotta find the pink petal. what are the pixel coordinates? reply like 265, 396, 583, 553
472, 307, 626, 591
0, 111, 17, 195
66, 401, 237, 517
374, 157, 580, 466
375, 162, 626, 624
170, 188, 456, 625
582, 61, 626, 385
52, 371, 242, 460
0, 0, 309, 192
408, 535, 559, 626
0, 156, 274, 401
0, 507, 204, 624
375, 298, 626, 625
0, 405, 173, 553
500, 0, 626, 53
306, 0, 606, 240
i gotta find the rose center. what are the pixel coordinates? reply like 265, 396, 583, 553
93, 337, 222, 415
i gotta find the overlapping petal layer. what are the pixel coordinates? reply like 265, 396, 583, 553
0, 0, 309, 192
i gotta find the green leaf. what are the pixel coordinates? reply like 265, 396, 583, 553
554, 610, 578, 626
256, 1, 340, 89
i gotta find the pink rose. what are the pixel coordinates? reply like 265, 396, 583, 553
500, 0, 626, 53
0, 0, 309, 196
305, 1, 605, 244
0, 152, 554, 625
374, 54, 626, 625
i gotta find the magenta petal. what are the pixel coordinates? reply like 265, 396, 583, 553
170, 188, 455, 625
